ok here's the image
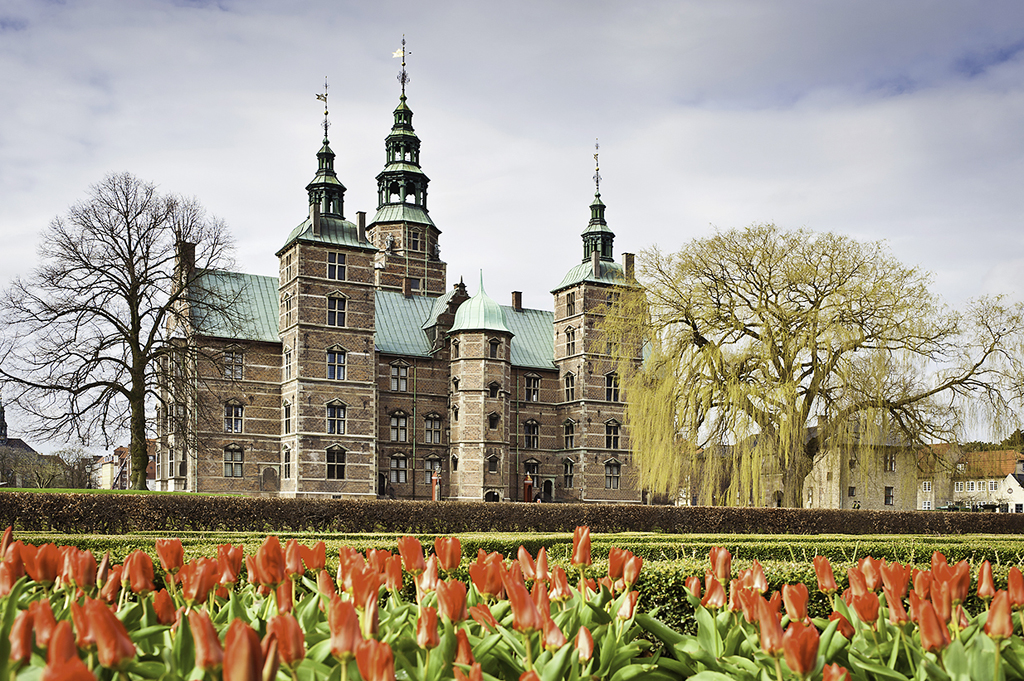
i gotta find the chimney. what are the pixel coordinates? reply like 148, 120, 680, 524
623, 252, 635, 279
591, 249, 601, 277
403, 277, 414, 298
310, 201, 321, 237
512, 291, 522, 311
357, 211, 366, 242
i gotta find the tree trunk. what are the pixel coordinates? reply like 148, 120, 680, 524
781, 447, 814, 507
130, 387, 148, 490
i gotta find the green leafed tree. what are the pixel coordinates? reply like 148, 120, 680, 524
605, 223, 1024, 507
0, 173, 239, 489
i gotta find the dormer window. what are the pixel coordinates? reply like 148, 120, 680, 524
488, 413, 500, 430
488, 382, 500, 399
489, 339, 500, 359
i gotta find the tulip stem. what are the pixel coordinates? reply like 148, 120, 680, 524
525, 634, 534, 671
773, 657, 784, 681
995, 642, 1003, 681
900, 630, 917, 677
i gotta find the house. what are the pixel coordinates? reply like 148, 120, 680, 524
918, 447, 1024, 511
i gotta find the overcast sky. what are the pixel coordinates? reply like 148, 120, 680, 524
2, 0, 1024, 448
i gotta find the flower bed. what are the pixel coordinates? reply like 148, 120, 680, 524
0, 526, 1022, 680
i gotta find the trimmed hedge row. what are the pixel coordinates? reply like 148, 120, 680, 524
5, 492, 1024, 535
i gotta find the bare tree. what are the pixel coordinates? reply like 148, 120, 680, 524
0, 173, 239, 489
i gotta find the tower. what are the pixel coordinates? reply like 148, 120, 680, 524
275, 79, 378, 498
447, 275, 514, 501
367, 39, 446, 297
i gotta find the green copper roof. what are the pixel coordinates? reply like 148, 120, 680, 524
374, 291, 435, 356
277, 215, 375, 255
504, 307, 556, 369
449, 276, 512, 335
551, 260, 626, 293
190, 271, 280, 343
370, 204, 435, 227
421, 286, 461, 330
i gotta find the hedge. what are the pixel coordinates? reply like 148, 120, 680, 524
4, 492, 1024, 535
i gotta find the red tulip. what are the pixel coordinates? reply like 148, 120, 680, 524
397, 536, 425, 574
100, 564, 122, 604
328, 596, 362, 661
684, 575, 701, 599
318, 569, 337, 601
384, 554, 404, 591
912, 569, 932, 600
549, 566, 574, 602
299, 541, 327, 572
623, 554, 643, 586
24, 543, 61, 584
153, 588, 176, 625
535, 547, 551, 583
918, 600, 951, 653
266, 614, 305, 666
783, 583, 809, 623
29, 599, 58, 648
469, 603, 499, 631
932, 580, 952, 624
366, 548, 391, 574
416, 555, 439, 597
858, 557, 883, 592
542, 613, 568, 649
435, 537, 462, 571
123, 550, 156, 595
977, 561, 996, 601
505, 577, 542, 632
608, 547, 627, 581
758, 597, 784, 655
155, 539, 184, 574
261, 634, 280, 681
702, 574, 727, 609
520, 673, 542, 681
179, 558, 218, 605
847, 566, 868, 597
85, 598, 137, 669
276, 578, 294, 614
813, 556, 837, 594
948, 561, 971, 604
986, 590, 1014, 640
829, 611, 854, 639
43, 621, 95, 681
352, 564, 381, 612
4, 541, 25, 580
1010, 567, 1024, 610
189, 610, 224, 670
253, 536, 285, 586
749, 560, 769, 593
218, 544, 244, 585
437, 579, 468, 622
710, 547, 732, 582
851, 592, 880, 625
284, 539, 303, 578
782, 622, 819, 677
571, 526, 592, 566
454, 664, 484, 681
577, 625, 595, 661
518, 546, 538, 581
70, 601, 94, 649
0, 526, 11, 556
931, 551, 948, 572
454, 628, 475, 665
469, 555, 504, 599
62, 547, 97, 590
0, 562, 15, 596
880, 561, 911, 599
416, 606, 440, 648
618, 590, 639, 620
908, 590, 925, 623
884, 587, 909, 625
10, 608, 33, 665
355, 638, 395, 681
223, 619, 263, 681
823, 663, 851, 681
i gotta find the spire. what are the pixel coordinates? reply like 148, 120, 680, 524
449, 271, 512, 334
582, 139, 614, 262
0, 388, 8, 443
306, 76, 347, 218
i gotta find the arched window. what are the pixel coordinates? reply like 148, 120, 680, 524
327, 348, 346, 380
563, 459, 575, 488
327, 446, 345, 480
224, 446, 243, 478
489, 339, 501, 359
282, 447, 291, 479
565, 327, 576, 355
282, 292, 294, 326
451, 340, 459, 359
327, 402, 346, 435
566, 291, 576, 316
488, 382, 500, 398
563, 420, 575, 449
282, 400, 292, 435
564, 373, 575, 402
488, 413, 500, 430
487, 456, 499, 474
605, 421, 620, 450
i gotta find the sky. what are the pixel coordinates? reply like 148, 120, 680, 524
2, 0, 1024, 449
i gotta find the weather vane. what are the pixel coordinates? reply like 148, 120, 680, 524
315, 76, 329, 139
393, 36, 411, 95
593, 139, 601, 194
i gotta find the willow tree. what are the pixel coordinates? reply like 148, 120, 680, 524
606, 223, 1024, 507
0, 173, 238, 489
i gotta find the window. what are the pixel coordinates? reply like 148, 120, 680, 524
327, 403, 346, 435
390, 413, 407, 442
990, 480, 999, 492
564, 421, 575, 449
848, 486, 856, 497
487, 456, 499, 474
922, 500, 932, 510
224, 403, 243, 433
451, 341, 459, 359
884, 486, 895, 506
425, 415, 442, 444
424, 458, 440, 484
566, 292, 575, 316
967, 481, 976, 493
391, 364, 408, 392
605, 422, 620, 450
607, 291, 619, 309
955, 481, 964, 493
605, 373, 620, 402
525, 460, 539, 477
409, 231, 421, 251
283, 401, 292, 434
565, 327, 576, 356
283, 448, 291, 479
523, 421, 539, 449
488, 383, 500, 398
525, 376, 539, 402
283, 253, 295, 282
327, 446, 345, 480
283, 347, 292, 380
605, 461, 621, 489
451, 456, 458, 472
224, 446, 243, 478
327, 349, 346, 380
283, 293, 294, 326
489, 340, 500, 359
452, 405, 459, 422
488, 413, 500, 430
564, 373, 575, 401
390, 457, 407, 483
328, 252, 346, 280
224, 351, 243, 380
167, 448, 186, 479
884, 452, 896, 472
563, 459, 574, 488
327, 296, 346, 326
922, 480, 932, 492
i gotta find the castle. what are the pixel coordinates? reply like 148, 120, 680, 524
157, 81, 641, 503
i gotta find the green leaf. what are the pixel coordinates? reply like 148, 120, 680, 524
941, 640, 971, 681
849, 648, 911, 681
633, 612, 686, 648
127, 660, 171, 679
682, 672, 741, 681
540, 643, 575, 681
696, 606, 723, 659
